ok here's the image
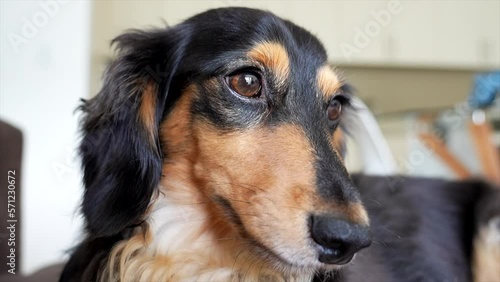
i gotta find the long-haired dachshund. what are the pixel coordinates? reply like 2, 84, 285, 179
60, 7, 500, 282
61, 7, 370, 282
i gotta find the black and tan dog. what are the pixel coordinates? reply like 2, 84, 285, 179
60, 7, 500, 282
61, 7, 370, 282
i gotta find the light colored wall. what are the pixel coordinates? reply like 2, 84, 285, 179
0, 0, 90, 274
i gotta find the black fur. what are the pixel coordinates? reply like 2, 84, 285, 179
70, 7, 352, 238
61, 21, 195, 281
60, 234, 123, 282
62, 7, 352, 281
317, 175, 499, 282
78, 28, 188, 239
61, 7, 500, 281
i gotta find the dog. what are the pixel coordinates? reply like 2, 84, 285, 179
60, 7, 371, 282
60, 7, 500, 282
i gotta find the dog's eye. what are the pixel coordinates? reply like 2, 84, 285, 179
226, 72, 262, 98
327, 99, 342, 122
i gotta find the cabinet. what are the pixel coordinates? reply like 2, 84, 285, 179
92, 0, 500, 68
387, 1, 500, 68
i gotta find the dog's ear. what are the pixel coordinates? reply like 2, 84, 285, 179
79, 27, 188, 238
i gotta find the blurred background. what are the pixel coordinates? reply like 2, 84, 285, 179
0, 0, 499, 277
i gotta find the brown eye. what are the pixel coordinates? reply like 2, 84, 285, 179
227, 72, 261, 98
327, 99, 342, 122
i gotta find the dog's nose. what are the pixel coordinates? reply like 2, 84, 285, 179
310, 215, 371, 265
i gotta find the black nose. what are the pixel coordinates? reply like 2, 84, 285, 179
310, 215, 371, 265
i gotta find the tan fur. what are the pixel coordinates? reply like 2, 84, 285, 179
101, 69, 366, 279
317, 65, 341, 100
248, 42, 289, 87
101, 86, 317, 281
472, 218, 500, 282
138, 83, 157, 144
332, 129, 345, 162
332, 129, 343, 152
348, 203, 370, 225
191, 122, 319, 266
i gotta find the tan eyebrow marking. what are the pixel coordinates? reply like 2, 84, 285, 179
317, 65, 342, 100
248, 42, 290, 86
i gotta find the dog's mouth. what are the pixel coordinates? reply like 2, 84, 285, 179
278, 221, 370, 270
213, 195, 370, 271
249, 237, 358, 273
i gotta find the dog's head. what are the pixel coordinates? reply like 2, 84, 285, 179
80, 7, 370, 272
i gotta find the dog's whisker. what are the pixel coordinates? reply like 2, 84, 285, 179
239, 248, 254, 278
242, 255, 258, 281
154, 198, 211, 206
371, 239, 387, 247
257, 258, 266, 280
221, 198, 252, 205
206, 181, 267, 193
197, 236, 237, 243
231, 246, 247, 274
378, 226, 402, 239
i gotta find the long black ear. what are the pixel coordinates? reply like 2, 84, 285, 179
79, 27, 188, 238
